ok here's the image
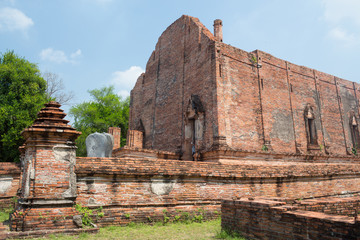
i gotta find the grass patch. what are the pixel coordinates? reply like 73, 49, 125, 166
0, 207, 13, 222
0, 206, 245, 240
0, 210, 10, 222
216, 229, 246, 240
14, 218, 245, 240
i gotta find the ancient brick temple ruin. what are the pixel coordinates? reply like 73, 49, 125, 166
130, 15, 360, 162
1, 15, 360, 239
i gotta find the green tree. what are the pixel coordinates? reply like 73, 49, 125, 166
0, 51, 48, 162
69, 86, 129, 156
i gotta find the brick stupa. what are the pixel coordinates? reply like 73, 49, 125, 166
11, 102, 82, 231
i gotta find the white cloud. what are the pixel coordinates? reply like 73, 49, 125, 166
0, 7, 33, 32
94, 0, 113, 4
118, 90, 130, 99
2, 0, 16, 6
70, 49, 82, 59
110, 66, 144, 97
40, 48, 67, 63
40, 48, 82, 64
80, 0, 113, 5
328, 27, 356, 46
322, 0, 360, 46
322, 0, 360, 26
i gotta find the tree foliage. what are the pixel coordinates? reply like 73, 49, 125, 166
0, 51, 48, 162
69, 86, 129, 157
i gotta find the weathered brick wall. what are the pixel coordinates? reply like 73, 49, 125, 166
0, 163, 21, 209
126, 130, 143, 148
108, 127, 121, 149
23, 147, 74, 198
296, 196, 360, 217
130, 15, 218, 155
216, 44, 263, 152
10, 206, 79, 232
75, 157, 360, 226
4, 156, 360, 229
218, 46, 360, 157
222, 199, 360, 240
130, 15, 360, 160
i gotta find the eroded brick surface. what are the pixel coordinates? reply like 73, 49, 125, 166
222, 198, 360, 240
75, 157, 360, 228
297, 196, 360, 216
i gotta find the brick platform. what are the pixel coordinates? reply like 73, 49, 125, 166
0, 163, 20, 209
75, 157, 360, 227
221, 197, 360, 240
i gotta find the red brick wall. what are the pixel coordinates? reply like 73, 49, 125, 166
4, 156, 360, 229
130, 15, 360, 160
219, 47, 359, 156
215, 44, 261, 152
222, 199, 360, 240
26, 147, 72, 198
297, 196, 360, 217
130, 15, 217, 154
126, 130, 143, 148
75, 157, 360, 226
317, 72, 346, 155
11, 206, 78, 232
0, 163, 21, 209
108, 127, 121, 149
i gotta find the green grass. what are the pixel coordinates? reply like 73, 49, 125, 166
0, 207, 12, 222
19, 219, 245, 240
0, 207, 245, 240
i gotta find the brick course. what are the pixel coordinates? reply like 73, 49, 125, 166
296, 196, 360, 217
4, 156, 360, 230
222, 198, 360, 240
75, 157, 360, 227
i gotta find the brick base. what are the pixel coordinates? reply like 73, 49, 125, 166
91, 204, 220, 227
10, 206, 80, 232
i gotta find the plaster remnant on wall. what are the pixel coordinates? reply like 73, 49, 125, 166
78, 176, 108, 182
23, 150, 33, 198
270, 110, 294, 143
54, 144, 77, 198
88, 197, 96, 205
185, 125, 192, 139
322, 126, 331, 142
151, 178, 175, 195
195, 118, 204, 140
30, 169, 35, 180
54, 144, 76, 162
0, 175, 13, 194
235, 131, 256, 140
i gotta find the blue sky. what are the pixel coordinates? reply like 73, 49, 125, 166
1, 0, 360, 122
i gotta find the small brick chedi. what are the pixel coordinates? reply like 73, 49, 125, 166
11, 102, 81, 231
130, 15, 360, 162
